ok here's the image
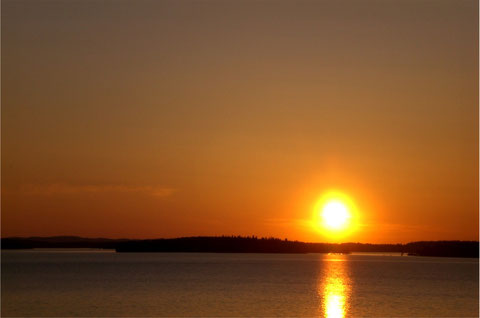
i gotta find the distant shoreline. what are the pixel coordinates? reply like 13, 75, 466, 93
2, 236, 478, 258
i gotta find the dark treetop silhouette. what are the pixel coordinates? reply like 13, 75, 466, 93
2, 236, 478, 258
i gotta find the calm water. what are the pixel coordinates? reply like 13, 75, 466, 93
2, 250, 478, 317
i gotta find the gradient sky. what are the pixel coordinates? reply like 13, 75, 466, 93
2, 0, 478, 243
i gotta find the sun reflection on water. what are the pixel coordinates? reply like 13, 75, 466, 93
319, 255, 351, 318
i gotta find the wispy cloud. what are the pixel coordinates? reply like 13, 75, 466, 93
19, 184, 176, 198
360, 222, 432, 232
264, 218, 307, 228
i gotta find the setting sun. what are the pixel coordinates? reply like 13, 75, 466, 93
312, 191, 359, 240
321, 200, 351, 230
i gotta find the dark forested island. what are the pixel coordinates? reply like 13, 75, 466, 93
1, 236, 478, 258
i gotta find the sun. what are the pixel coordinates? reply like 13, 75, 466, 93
312, 190, 358, 240
321, 200, 350, 230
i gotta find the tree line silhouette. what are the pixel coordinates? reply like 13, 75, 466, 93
2, 235, 478, 258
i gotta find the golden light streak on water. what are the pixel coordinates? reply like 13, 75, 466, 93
319, 255, 351, 318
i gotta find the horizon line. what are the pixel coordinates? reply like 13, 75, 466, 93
2, 235, 479, 245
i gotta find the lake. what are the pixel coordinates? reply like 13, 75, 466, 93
2, 250, 478, 317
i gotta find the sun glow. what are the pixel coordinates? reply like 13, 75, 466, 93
312, 191, 359, 240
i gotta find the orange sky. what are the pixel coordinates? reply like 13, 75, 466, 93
2, 0, 478, 243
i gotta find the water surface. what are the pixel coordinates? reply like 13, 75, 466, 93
2, 250, 478, 317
